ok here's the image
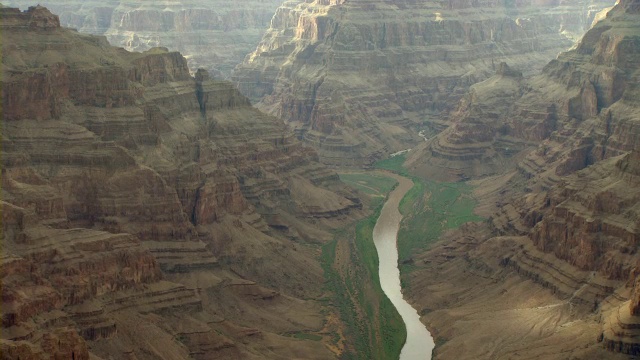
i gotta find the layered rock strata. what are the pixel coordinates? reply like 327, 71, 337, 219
403, 0, 640, 356
410, 151, 640, 357
408, 62, 534, 180
233, 0, 614, 165
4, 0, 285, 78
2, 6, 359, 359
406, 223, 631, 359
409, 0, 640, 182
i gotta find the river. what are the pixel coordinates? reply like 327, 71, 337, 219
372, 174, 435, 359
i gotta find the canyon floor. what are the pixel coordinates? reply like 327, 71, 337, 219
399, 165, 640, 359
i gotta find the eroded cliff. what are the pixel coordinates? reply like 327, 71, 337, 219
402, 0, 640, 357
1, 6, 360, 359
408, 0, 639, 182
4, 0, 285, 78
233, 0, 614, 166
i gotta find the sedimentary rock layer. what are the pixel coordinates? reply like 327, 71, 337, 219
404, 1, 640, 356
2, 6, 359, 359
409, 0, 639, 182
233, 0, 613, 165
4, 0, 285, 78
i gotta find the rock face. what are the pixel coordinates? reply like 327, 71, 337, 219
402, 0, 640, 357
408, 62, 530, 180
409, 0, 640, 182
529, 153, 640, 281
4, 0, 285, 78
2, 6, 360, 359
233, 0, 614, 166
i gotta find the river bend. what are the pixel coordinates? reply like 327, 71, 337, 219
372, 174, 435, 359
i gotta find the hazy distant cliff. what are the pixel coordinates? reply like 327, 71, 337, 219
233, 0, 614, 166
4, 0, 285, 78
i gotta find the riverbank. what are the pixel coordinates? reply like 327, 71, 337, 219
373, 154, 484, 357
374, 155, 483, 272
375, 159, 628, 359
372, 173, 435, 359
322, 171, 406, 359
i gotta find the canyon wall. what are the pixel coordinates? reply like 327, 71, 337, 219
1, 6, 360, 359
403, 0, 640, 357
4, 0, 285, 78
233, 0, 614, 166
408, 0, 639, 182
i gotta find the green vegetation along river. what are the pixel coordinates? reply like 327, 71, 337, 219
373, 174, 435, 359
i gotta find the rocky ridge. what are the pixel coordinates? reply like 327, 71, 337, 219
408, 62, 531, 180
408, 0, 640, 182
2, 6, 360, 359
4, 0, 285, 78
233, 0, 614, 166
403, 0, 640, 357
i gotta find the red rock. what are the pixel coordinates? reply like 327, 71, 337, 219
2, 5, 356, 358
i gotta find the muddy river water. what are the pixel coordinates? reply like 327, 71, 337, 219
372, 174, 435, 359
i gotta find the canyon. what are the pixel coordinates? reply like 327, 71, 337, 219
401, 0, 640, 357
1, 5, 363, 359
232, 0, 614, 166
3, 0, 284, 78
3, 0, 640, 359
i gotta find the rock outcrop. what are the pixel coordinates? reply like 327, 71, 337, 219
402, 0, 640, 357
233, 0, 614, 166
2, 5, 359, 359
4, 0, 285, 78
409, 0, 640, 182
408, 62, 531, 180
